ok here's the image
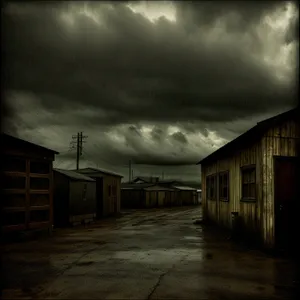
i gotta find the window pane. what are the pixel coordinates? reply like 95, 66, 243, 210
3, 157, 26, 173
224, 174, 228, 186
30, 210, 49, 222
30, 194, 49, 206
3, 193, 26, 208
219, 175, 223, 187
242, 184, 249, 198
223, 187, 228, 199
30, 177, 49, 190
30, 161, 50, 174
250, 170, 255, 183
250, 183, 255, 198
3, 175, 26, 190
2, 211, 26, 226
242, 171, 249, 184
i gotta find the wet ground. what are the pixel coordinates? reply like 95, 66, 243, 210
1, 206, 297, 299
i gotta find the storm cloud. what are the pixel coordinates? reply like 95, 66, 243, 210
2, 1, 298, 181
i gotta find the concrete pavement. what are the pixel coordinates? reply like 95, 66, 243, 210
2, 206, 297, 299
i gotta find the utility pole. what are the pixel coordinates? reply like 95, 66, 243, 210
128, 160, 132, 183
71, 132, 88, 170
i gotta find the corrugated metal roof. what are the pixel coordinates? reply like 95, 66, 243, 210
144, 185, 175, 191
54, 169, 95, 182
198, 107, 298, 165
121, 183, 155, 190
173, 186, 197, 191
75, 167, 123, 178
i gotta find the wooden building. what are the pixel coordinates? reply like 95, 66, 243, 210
173, 186, 197, 205
199, 108, 299, 250
121, 183, 177, 208
121, 183, 198, 208
144, 185, 177, 207
53, 169, 96, 227
2, 133, 58, 233
121, 183, 154, 208
74, 168, 123, 217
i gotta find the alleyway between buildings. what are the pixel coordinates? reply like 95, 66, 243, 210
2, 207, 296, 299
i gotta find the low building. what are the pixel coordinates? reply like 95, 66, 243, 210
121, 183, 199, 208
75, 167, 123, 217
132, 176, 160, 184
144, 185, 177, 207
198, 108, 299, 251
2, 133, 58, 234
53, 169, 96, 227
121, 183, 177, 208
173, 186, 197, 205
121, 183, 154, 208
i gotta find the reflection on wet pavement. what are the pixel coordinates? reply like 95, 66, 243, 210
2, 206, 296, 299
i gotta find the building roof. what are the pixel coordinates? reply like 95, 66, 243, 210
2, 133, 59, 154
54, 168, 95, 182
132, 176, 159, 183
173, 186, 197, 191
144, 185, 175, 191
198, 107, 298, 165
74, 167, 123, 178
121, 183, 155, 190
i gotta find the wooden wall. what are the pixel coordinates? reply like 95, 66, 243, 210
202, 117, 299, 248
202, 142, 260, 231
261, 119, 299, 248
3, 155, 54, 233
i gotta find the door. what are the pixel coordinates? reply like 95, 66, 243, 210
274, 157, 297, 251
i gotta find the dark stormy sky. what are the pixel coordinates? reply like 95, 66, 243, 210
2, 1, 298, 182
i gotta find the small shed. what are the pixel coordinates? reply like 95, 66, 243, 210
121, 183, 178, 208
198, 108, 299, 251
144, 185, 176, 207
173, 186, 197, 205
75, 167, 123, 217
53, 169, 96, 227
121, 183, 154, 208
2, 133, 58, 233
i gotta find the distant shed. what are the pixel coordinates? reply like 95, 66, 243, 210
121, 183, 179, 208
53, 169, 96, 227
173, 186, 197, 205
2, 133, 58, 233
75, 167, 123, 217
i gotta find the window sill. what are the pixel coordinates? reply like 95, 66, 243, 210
240, 198, 256, 203
219, 199, 229, 202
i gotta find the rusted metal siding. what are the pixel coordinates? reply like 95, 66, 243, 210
261, 119, 299, 248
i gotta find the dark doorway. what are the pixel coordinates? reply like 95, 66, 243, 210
274, 157, 297, 252
96, 178, 103, 219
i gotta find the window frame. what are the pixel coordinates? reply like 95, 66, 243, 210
241, 165, 256, 202
219, 171, 229, 202
206, 174, 217, 201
